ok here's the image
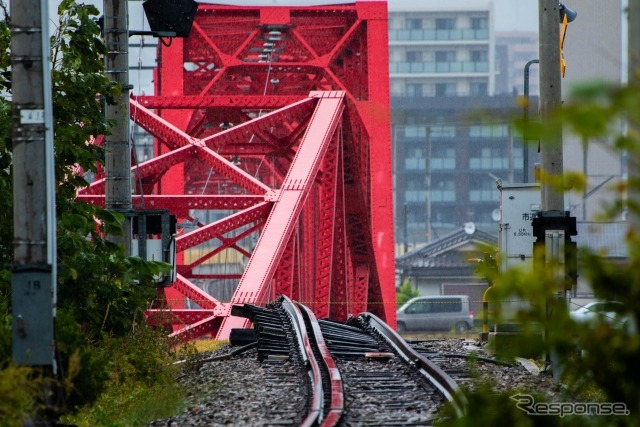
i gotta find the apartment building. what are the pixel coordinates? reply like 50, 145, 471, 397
388, 0, 534, 253
388, 0, 495, 98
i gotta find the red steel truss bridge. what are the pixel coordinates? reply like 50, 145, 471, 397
77, 0, 395, 341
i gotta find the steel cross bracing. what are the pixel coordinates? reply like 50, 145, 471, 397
76, 0, 395, 340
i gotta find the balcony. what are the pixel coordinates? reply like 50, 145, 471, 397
389, 28, 489, 42
390, 61, 489, 74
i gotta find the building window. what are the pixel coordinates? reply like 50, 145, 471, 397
405, 126, 429, 138
404, 147, 426, 170
436, 18, 455, 30
406, 18, 422, 30
471, 50, 488, 62
469, 146, 509, 170
470, 82, 488, 96
471, 17, 488, 30
406, 180, 427, 202
429, 126, 456, 138
469, 125, 510, 138
435, 50, 455, 62
406, 51, 423, 62
405, 190, 427, 202
406, 83, 423, 97
431, 179, 456, 202
435, 83, 456, 97
431, 147, 456, 170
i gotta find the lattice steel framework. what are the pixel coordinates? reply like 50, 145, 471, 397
77, 0, 394, 340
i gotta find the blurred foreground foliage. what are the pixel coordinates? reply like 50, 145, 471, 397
438, 81, 640, 425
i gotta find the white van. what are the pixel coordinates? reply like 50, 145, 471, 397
396, 295, 474, 333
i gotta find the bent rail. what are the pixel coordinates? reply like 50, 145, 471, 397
295, 302, 344, 427
280, 296, 344, 426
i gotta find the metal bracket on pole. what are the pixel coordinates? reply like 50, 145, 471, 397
545, 229, 566, 284
532, 212, 577, 294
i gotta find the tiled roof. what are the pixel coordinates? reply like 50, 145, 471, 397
396, 228, 498, 270
396, 222, 628, 272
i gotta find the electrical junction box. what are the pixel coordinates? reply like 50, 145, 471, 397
12, 267, 55, 367
499, 183, 570, 274
499, 183, 541, 274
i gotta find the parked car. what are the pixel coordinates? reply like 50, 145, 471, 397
570, 301, 630, 328
396, 295, 474, 333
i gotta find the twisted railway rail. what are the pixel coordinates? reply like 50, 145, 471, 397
223, 296, 466, 426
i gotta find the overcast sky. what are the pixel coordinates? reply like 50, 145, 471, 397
493, 0, 538, 32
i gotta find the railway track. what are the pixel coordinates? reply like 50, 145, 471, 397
228, 296, 466, 426
150, 298, 552, 427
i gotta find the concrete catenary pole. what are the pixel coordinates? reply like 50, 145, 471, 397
104, 0, 132, 253
536, 0, 579, 381
538, 0, 564, 212
10, 0, 57, 369
629, 0, 640, 231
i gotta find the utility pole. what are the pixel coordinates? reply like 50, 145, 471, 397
628, 0, 640, 231
534, 0, 578, 380
104, 0, 132, 254
11, 0, 57, 371
538, 0, 564, 212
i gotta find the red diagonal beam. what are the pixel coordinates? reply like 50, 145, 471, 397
172, 274, 221, 310
179, 221, 262, 274
198, 146, 271, 195
77, 145, 197, 196
327, 20, 363, 65
80, 135, 271, 198
167, 315, 222, 343
201, 97, 317, 150
130, 100, 196, 150
176, 202, 271, 252
190, 21, 237, 65
145, 309, 215, 326
189, 21, 242, 97
291, 28, 320, 59
214, 91, 345, 339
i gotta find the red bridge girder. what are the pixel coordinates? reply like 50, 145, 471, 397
78, 0, 394, 341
